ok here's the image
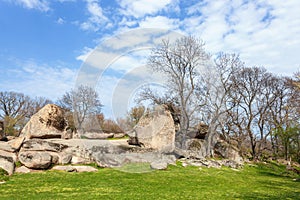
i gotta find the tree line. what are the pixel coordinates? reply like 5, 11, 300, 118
138, 36, 300, 162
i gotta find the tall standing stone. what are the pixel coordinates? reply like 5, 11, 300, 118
130, 105, 175, 153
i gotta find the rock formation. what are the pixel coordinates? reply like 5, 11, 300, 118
0, 103, 244, 175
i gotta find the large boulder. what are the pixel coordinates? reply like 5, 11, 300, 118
130, 105, 175, 153
20, 104, 68, 139
214, 139, 243, 164
19, 151, 52, 169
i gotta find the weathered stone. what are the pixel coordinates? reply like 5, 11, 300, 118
0, 155, 14, 175
113, 133, 125, 139
52, 165, 98, 172
0, 141, 15, 152
131, 105, 175, 152
0, 150, 17, 163
52, 165, 77, 172
20, 104, 68, 139
150, 161, 168, 170
71, 156, 91, 164
214, 140, 243, 164
94, 152, 176, 168
174, 139, 208, 159
73, 166, 98, 172
19, 151, 52, 169
84, 132, 114, 139
60, 153, 72, 164
7, 137, 25, 151
15, 166, 32, 173
21, 139, 68, 152
221, 159, 242, 169
61, 129, 73, 139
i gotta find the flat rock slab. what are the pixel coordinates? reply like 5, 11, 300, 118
21, 139, 68, 152
0, 150, 17, 162
95, 152, 176, 168
52, 165, 98, 172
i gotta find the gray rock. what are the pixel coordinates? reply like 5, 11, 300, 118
150, 161, 168, 170
52, 165, 77, 172
73, 166, 98, 172
19, 151, 52, 169
21, 139, 68, 152
214, 140, 243, 164
60, 153, 72, 164
174, 139, 208, 159
15, 166, 32, 173
71, 156, 91, 164
221, 159, 242, 169
84, 132, 114, 139
0, 150, 17, 163
94, 151, 176, 168
0, 154, 15, 175
52, 165, 98, 172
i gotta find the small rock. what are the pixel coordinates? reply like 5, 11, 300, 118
15, 166, 32, 173
52, 165, 77, 172
73, 166, 98, 172
150, 161, 168, 170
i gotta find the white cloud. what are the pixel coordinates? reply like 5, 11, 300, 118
56, 17, 65, 24
139, 16, 179, 30
183, 0, 300, 75
117, 0, 173, 18
80, 0, 109, 32
11, 0, 50, 12
0, 59, 77, 100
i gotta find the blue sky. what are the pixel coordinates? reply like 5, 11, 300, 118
0, 0, 300, 118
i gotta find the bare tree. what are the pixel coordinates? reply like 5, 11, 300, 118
200, 53, 243, 157
0, 91, 31, 135
127, 105, 145, 128
146, 36, 210, 148
0, 91, 51, 136
57, 85, 102, 132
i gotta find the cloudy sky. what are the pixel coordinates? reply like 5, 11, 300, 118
0, 0, 299, 117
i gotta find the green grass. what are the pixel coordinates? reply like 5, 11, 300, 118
0, 162, 299, 200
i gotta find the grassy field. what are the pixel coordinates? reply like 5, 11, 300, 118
0, 162, 299, 200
